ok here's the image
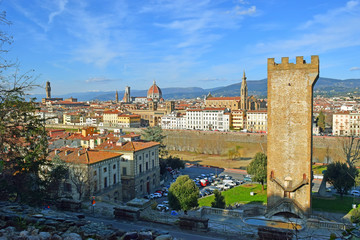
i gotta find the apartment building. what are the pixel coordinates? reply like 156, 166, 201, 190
161, 112, 186, 130
231, 110, 246, 130
333, 112, 350, 136
96, 138, 160, 201
186, 108, 230, 131
246, 110, 267, 133
118, 114, 141, 128
48, 148, 123, 202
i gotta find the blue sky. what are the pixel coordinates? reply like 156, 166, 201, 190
2, 0, 360, 95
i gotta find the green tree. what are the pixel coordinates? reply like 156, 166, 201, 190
247, 152, 267, 190
0, 11, 49, 205
317, 111, 326, 132
142, 126, 168, 157
168, 175, 199, 211
211, 190, 225, 209
44, 155, 69, 200
324, 162, 357, 197
159, 155, 185, 175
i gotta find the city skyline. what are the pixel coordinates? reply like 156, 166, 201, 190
2, 0, 360, 95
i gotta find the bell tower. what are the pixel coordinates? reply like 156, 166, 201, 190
46, 81, 51, 98
240, 71, 248, 110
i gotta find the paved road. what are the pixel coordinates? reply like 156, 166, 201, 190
84, 215, 229, 240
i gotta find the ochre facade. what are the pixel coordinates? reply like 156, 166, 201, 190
266, 56, 319, 218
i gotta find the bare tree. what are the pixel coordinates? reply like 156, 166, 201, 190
341, 135, 360, 166
68, 164, 94, 201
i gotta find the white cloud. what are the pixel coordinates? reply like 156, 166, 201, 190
252, 1, 360, 57
232, 5, 256, 16
48, 0, 68, 24
85, 77, 114, 83
350, 67, 360, 71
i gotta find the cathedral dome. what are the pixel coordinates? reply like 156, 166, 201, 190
147, 80, 162, 101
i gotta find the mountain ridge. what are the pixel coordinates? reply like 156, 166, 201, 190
30, 77, 360, 101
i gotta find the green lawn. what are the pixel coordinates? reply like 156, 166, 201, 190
198, 184, 267, 207
312, 195, 360, 213
312, 165, 327, 175
198, 184, 357, 214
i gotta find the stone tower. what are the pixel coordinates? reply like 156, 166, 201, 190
240, 71, 248, 110
166, 101, 175, 113
46, 81, 51, 98
266, 56, 319, 218
123, 86, 130, 103
115, 90, 118, 103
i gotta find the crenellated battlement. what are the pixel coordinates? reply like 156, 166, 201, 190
268, 55, 319, 70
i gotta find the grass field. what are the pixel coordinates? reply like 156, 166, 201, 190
198, 184, 356, 214
198, 184, 267, 207
312, 195, 360, 213
312, 165, 327, 175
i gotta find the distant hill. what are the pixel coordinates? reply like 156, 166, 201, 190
29, 77, 360, 101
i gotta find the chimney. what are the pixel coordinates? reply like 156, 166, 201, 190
65, 150, 70, 156
78, 150, 81, 156
55, 149, 59, 155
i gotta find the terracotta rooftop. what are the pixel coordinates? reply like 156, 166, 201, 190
207, 97, 241, 101
48, 148, 122, 164
96, 140, 160, 152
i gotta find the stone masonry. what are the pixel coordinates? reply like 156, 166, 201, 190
266, 56, 319, 218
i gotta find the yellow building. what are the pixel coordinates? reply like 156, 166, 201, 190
231, 110, 246, 130
103, 110, 121, 126
118, 114, 141, 128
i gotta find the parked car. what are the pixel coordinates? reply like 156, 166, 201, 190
201, 179, 210, 187
351, 190, 360, 196
153, 193, 162, 198
157, 204, 169, 212
244, 176, 252, 182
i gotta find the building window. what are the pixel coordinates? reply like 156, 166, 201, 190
93, 170, 97, 176
113, 164, 116, 169
94, 180, 97, 192
146, 162, 148, 171
122, 167, 127, 176
139, 164, 142, 173
152, 152, 154, 156
146, 153, 148, 158
64, 183, 72, 192
104, 177, 108, 188
138, 156, 142, 160
113, 174, 116, 184
104, 167, 107, 173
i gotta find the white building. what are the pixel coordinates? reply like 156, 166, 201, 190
35, 111, 61, 124
349, 112, 360, 136
185, 108, 230, 131
161, 112, 186, 130
246, 110, 267, 133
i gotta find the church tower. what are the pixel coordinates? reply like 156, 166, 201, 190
115, 90, 118, 103
240, 71, 248, 110
123, 86, 131, 103
46, 81, 51, 98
